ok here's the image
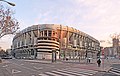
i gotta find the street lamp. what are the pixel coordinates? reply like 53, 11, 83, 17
0, 0, 15, 6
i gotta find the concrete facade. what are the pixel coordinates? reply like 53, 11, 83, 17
11, 24, 100, 60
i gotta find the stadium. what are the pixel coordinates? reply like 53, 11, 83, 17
11, 24, 100, 60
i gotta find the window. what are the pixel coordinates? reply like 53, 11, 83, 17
53, 31, 55, 36
48, 30, 52, 36
44, 30, 47, 36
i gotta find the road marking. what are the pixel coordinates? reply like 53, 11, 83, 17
57, 69, 87, 76
109, 68, 120, 75
38, 73, 49, 76
67, 69, 97, 75
33, 66, 43, 70
20, 64, 24, 65
46, 65, 54, 67
12, 62, 38, 72
109, 70, 120, 75
66, 68, 97, 74
112, 68, 120, 71
52, 70, 74, 76
45, 72, 62, 76
31, 63, 35, 64
39, 68, 98, 76
12, 69, 21, 74
2, 65, 8, 67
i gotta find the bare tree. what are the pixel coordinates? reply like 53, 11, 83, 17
0, 4, 19, 38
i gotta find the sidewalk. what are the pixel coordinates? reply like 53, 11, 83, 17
23, 59, 53, 64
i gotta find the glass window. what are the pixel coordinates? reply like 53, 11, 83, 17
48, 30, 52, 36
53, 31, 55, 36
44, 38, 47, 40
44, 30, 47, 36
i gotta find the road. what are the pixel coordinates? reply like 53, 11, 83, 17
94, 59, 120, 76
0, 59, 98, 76
103, 64, 120, 76
0, 59, 72, 76
0, 58, 120, 76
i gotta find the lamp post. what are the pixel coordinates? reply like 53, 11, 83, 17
0, 0, 15, 6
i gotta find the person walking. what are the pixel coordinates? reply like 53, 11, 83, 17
88, 57, 91, 63
97, 59, 101, 67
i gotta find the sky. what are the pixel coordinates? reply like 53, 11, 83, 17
1, 0, 120, 50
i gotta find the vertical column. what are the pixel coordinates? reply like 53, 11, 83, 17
26, 33, 29, 45
19, 36, 21, 47
81, 35, 83, 59
38, 25, 40, 38
43, 30, 44, 37
22, 34, 24, 46
24, 33, 26, 46
78, 35, 80, 62
47, 30, 48, 36
22, 34, 23, 46
72, 33, 74, 59
67, 26, 69, 59
66, 26, 69, 48
85, 37, 88, 58
83, 36, 85, 59
24, 31, 30, 57
31, 31, 34, 44
17, 42, 18, 48
59, 25, 62, 59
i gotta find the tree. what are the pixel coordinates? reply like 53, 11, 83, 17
0, 49, 5, 57
0, 3, 19, 38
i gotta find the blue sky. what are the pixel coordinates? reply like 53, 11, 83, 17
1, 0, 120, 49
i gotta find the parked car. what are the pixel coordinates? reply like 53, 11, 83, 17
1, 56, 12, 59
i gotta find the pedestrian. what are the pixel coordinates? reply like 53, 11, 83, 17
97, 59, 101, 67
88, 57, 90, 63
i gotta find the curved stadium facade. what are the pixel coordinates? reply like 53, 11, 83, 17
11, 24, 100, 60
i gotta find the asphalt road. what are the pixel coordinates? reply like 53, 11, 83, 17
0, 59, 98, 76
95, 59, 120, 76
0, 59, 84, 76
0, 59, 40, 76
0, 59, 120, 76
104, 64, 120, 76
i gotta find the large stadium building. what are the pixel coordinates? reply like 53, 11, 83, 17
11, 24, 100, 60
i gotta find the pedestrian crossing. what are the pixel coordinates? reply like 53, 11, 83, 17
39, 68, 98, 76
108, 67, 120, 75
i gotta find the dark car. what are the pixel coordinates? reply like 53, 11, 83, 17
1, 56, 12, 59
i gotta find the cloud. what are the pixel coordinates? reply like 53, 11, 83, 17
72, 1, 120, 35
0, 35, 14, 50
2, 0, 120, 49
19, 0, 120, 47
